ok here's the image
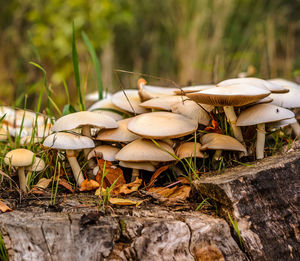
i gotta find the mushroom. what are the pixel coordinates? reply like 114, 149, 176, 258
200, 133, 246, 162
137, 78, 178, 101
87, 145, 120, 162
186, 84, 271, 142
115, 138, 175, 180
119, 161, 156, 180
111, 89, 148, 114
176, 142, 207, 160
43, 132, 95, 186
173, 84, 215, 95
140, 96, 188, 111
4, 148, 35, 192
25, 157, 45, 189
127, 111, 198, 139
236, 104, 295, 159
96, 118, 140, 143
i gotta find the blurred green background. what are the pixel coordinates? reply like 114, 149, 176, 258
0, 0, 299, 110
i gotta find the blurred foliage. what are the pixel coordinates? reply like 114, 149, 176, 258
0, 0, 299, 110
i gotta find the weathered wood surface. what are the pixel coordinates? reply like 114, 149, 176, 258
1, 142, 300, 260
0, 206, 246, 261
192, 142, 300, 261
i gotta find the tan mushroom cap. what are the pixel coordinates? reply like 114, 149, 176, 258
119, 161, 156, 172
87, 145, 120, 161
218, 77, 288, 93
43, 132, 95, 150
111, 89, 148, 114
115, 139, 175, 162
96, 118, 140, 143
26, 157, 45, 172
127, 112, 198, 139
140, 96, 188, 111
269, 85, 300, 109
51, 111, 117, 132
200, 133, 246, 152
268, 78, 298, 89
236, 104, 295, 126
186, 84, 271, 106
176, 142, 207, 159
170, 100, 213, 126
267, 117, 297, 129
173, 85, 215, 95
4, 149, 35, 167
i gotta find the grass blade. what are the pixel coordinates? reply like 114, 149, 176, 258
72, 22, 85, 111
82, 31, 103, 100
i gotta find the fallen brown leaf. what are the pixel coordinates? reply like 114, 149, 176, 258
96, 159, 126, 188
0, 201, 12, 213
56, 177, 74, 193
148, 185, 191, 201
177, 177, 190, 184
79, 179, 100, 191
109, 197, 143, 206
113, 178, 142, 195
147, 165, 169, 189
29, 177, 53, 194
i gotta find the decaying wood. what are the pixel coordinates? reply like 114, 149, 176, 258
192, 141, 300, 261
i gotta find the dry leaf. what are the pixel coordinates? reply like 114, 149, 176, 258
204, 112, 222, 134
113, 178, 142, 195
148, 185, 191, 201
177, 177, 190, 184
29, 177, 53, 194
96, 159, 126, 188
0, 201, 12, 213
56, 177, 74, 193
80, 179, 100, 191
109, 197, 143, 206
147, 165, 169, 189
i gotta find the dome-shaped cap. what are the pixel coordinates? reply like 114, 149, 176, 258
4, 149, 35, 167
26, 157, 45, 172
170, 100, 213, 126
115, 139, 175, 162
96, 118, 140, 143
119, 161, 156, 171
176, 142, 206, 159
111, 89, 148, 114
87, 145, 120, 161
200, 133, 246, 152
127, 112, 198, 139
236, 104, 295, 126
218, 77, 288, 93
140, 96, 188, 111
268, 78, 298, 89
173, 85, 215, 95
269, 85, 300, 109
43, 132, 95, 150
51, 111, 117, 132
186, 84, 270, 106
267, 117, 297, 130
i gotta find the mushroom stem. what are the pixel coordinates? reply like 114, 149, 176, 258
256, 123, 266, 159
18, 167, 27, 192
82, 125, 95, 169
291, 122, 300, 139
213, 149, 223, 161
131, 169, 139, 182
66, 150, 84, 186
223, 106, 244, 142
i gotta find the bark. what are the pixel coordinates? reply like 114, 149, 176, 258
192, 141, 300, 261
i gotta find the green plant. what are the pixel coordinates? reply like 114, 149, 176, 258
228, 213, 243, 248
0, 232, 9, 261
195, 197, 209, 211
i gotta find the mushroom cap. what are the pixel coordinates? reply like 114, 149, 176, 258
173, 85, 215, 95
43, 132, 95, 150
127, 112, 198, 139
87, 145, 120, 161
115, 138, 175, 162
51, 111, 117, 132
140, 96, 188, 111
269, 85, 300, 109
170, 100, 213, 126
200, 133, 246, 152
96, 118, 140, 143
176, 142, 207, 159
218, 77, 288, 93
119, 161, 156, 172
268, 78, 298, 89
4, 149, 35, 167
26, 157, 45, 172
267, 117, 297, 130
111, 89, 148, 114
20, 136, 42, 146
186, 84, 270, 106
248, 96, 273, 106
236, 104, 295, 126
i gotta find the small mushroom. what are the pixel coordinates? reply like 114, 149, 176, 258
176, 142, 206, 160
87, 145, 120, 162
4, 148, 35, 192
